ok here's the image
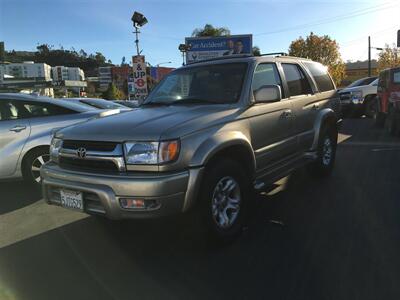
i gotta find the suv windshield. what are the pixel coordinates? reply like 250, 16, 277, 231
347, 76, 377, 88
145, 63, 248, 105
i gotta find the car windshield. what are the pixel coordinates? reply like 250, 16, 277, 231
145, 63, 248, 105
347, 77, 377, 88
79, 99, 124, 109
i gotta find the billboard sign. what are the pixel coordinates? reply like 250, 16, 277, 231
184, 34, 252, 64
132, 55, 147, 97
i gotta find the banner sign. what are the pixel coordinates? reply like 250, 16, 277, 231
132, 55, 147, 96
184, 34, 252, 64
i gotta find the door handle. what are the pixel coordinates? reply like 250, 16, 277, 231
9, 125, 27, 132
312, 104, 320, 110
281, 110, 292, 118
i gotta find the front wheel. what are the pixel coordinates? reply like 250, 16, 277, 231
22, 148, 50, 187
364, 96, 377, 118
199, 159, 251, 243
308, 125, 337, 177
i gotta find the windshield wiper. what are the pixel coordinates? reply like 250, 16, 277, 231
141, 101, 171, 106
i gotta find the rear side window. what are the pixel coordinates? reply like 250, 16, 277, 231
0, 101, 28, 121
281, 64, 312, 97
21, 101, 76, 117
252, 63, 282, 97
304, 62, 335, 92
393, 70, 400, 84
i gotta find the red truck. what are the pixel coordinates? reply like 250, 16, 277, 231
375, 67, 400, 135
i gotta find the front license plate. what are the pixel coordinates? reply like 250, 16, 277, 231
60, 189, 83, 211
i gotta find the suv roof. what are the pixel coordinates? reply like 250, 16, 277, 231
185, 53, 312, 67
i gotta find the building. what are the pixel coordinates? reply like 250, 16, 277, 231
0, 61, 52, 82
98, 67, 112, 90
345, 60, 378, 83
111, 66, 131, 91
150, 66, 175, 82
51, 66, 85, 82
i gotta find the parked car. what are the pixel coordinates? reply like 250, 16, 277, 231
113, 100, 139, 108
41, 54, 341, 241
338, 76, 378, 117
0, 93, 120, 186
66, 98, 131, 111
375, 67, 400, 134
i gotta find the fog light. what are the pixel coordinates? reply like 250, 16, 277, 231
119, 198, 159, 209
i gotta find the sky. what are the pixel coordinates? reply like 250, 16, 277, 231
0, 0, 399, 68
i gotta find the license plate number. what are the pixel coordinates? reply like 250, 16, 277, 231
60, 189, 83, 211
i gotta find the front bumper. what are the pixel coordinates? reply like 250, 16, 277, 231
41, 162, 204, 219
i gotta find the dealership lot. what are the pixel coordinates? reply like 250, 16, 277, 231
1, 118, 400, 300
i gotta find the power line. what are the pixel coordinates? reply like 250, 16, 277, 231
254, 2, 399, 36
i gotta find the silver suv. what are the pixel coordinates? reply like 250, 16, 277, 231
41, 54, 341, 241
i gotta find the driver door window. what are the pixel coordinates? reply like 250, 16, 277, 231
252, 63, 282, 98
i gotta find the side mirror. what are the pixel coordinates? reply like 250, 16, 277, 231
254, 85, 282, 103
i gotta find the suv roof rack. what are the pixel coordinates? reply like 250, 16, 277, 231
186, 54, 253, 65
260, 52, 288, 57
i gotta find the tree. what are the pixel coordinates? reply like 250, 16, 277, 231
192, 24, 230, 37
252, 46, 261, 56
377, 44, 400, 72
95, 52, 106, 65
36, 44, 51, 53
288, 32, 346, 85
102, 83, 124, 100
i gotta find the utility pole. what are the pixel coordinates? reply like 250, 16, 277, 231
368, 36, 371, 77
134, 25, 140, 56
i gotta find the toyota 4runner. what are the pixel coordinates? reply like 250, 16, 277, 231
41, 54, 341, 241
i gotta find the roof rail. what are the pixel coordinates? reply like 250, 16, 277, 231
260, 52, 288, 57
186, 54, 253, 65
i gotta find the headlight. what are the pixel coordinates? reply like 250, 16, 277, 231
50, 137, 63, 162
351, 91, 363, 103
124, 140, 180, 165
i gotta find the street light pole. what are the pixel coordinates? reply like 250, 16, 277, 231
368, 36, 371, 77
134, 25, 140, 56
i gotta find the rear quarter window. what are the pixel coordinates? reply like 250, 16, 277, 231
393, 70, 400, 84
304, 62, 335, 92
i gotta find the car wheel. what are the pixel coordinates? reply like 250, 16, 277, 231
308, 125, 337, 177
22, 148, 50, 187
384, 108, 398, 136
199, 158, 251, 243
364, 96, 377, 118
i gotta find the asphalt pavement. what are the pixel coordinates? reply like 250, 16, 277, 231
1, 118, 400, 300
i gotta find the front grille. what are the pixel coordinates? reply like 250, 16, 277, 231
59, 156, 119, 173
340, 92, 351, 101
62, 140, 118, 152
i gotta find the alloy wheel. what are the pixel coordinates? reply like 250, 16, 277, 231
31, 154, 50, 183
211, 176, 241, 229
322, 137, 333, 166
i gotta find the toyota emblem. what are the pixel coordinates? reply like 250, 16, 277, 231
76, 147, 87, 158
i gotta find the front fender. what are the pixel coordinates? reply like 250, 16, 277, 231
189, 131, 255, 168
310, 108, 338, 150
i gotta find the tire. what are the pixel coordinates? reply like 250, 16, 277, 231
384, 107, 399, 136
22, 147, 50, 187
198, 158, 251, 243
308, 124, 337, 177
364, 96, 377, 118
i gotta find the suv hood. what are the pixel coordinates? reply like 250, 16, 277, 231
57, 105, 239, 142
339, 84, 376, 94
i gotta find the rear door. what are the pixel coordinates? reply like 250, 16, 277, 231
0, 100, 31, 177
279, 62, 317, 151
